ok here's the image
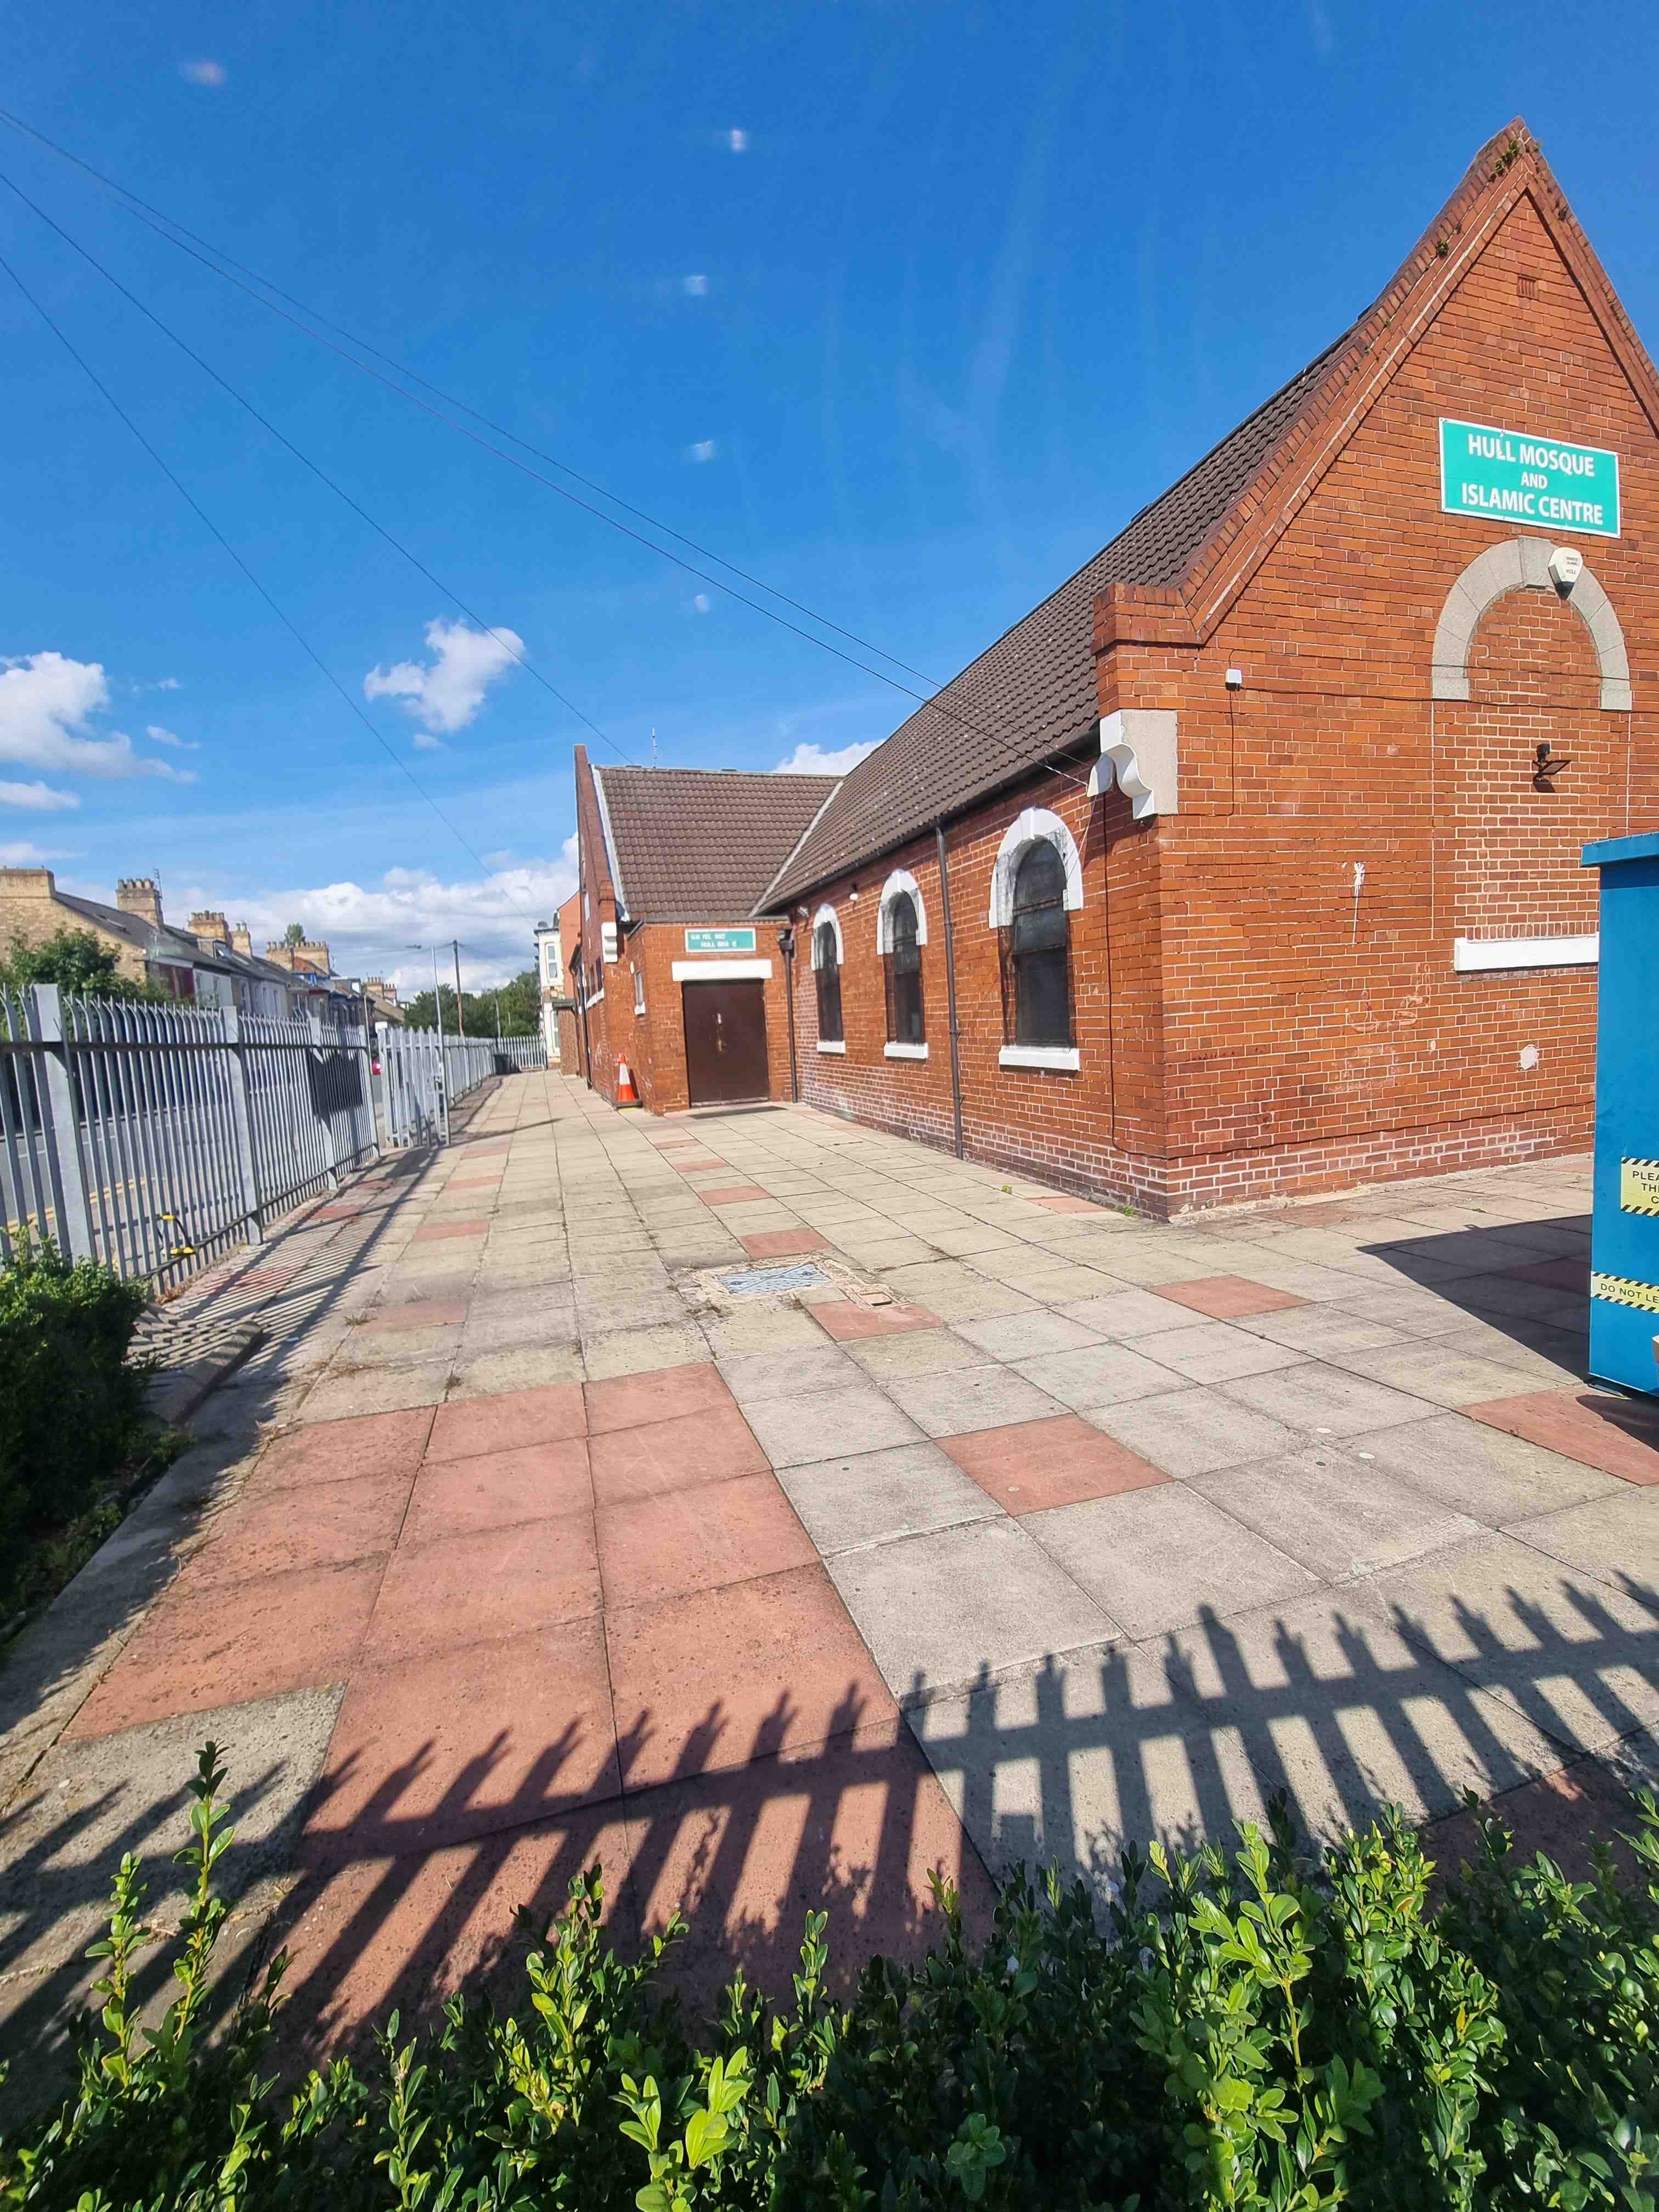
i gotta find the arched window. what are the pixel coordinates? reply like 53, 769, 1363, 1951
814, 918, 843, 1043
1007, 841, 1071, 1046
884, 891, 924, 1045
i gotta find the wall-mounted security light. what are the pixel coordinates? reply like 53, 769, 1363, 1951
1547, 545, 1583, 595
1224, 668, 1244, 689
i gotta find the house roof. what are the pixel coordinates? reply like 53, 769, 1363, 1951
57, 891, 301, 994
592, 766, 840, 922
763, 119, 1637, 911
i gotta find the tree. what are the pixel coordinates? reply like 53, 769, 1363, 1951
281, 922, 307, 948
402, 970, 540, 1037
0, 929, 155, 1002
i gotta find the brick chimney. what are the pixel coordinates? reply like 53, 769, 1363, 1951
116, 877, 163, 929
189, 910, 229, 944
263, 941, 294, 971
291, 938, 332, 976
364, 975, 398, 1006
230, 922, 253, 956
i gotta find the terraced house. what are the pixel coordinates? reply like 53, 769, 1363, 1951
569, 121, 1657, 1216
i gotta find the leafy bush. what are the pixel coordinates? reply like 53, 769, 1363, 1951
0, 930, 158, 1004
0, 1234, 150, 1613
2, 1747, 1655, 2210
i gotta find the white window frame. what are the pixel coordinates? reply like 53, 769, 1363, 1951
809, 904, 843, 967
988, 807, 1084, 928
633, 966, 646, 1014
876, 869, 928, 951
999, 1043, 1080, 1073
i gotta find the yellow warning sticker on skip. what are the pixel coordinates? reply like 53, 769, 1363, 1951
1621, 1158, 1659, 1216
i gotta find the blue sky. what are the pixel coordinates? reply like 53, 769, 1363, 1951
3, 1, 1656, 985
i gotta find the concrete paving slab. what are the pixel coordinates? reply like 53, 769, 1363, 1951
774, 1440, 1002, 1555
1009, 1341, 1187, 1412
882, 1363, 1066, 1439
1087, 1387, 1306, 1479
741, 1381, 925, 1468
1344, 1414, 1620, 1528
404, 1441, 592, 1544
878, 1262, 1040, 1321
1328, 1339, 1551, 1409
596, 1471, 819, 1609
952, 1309, 1103, 1359
1137, 1320, 1310, 1384
1511, 1490, 1659, 1596
1025, 1486, 1318, 1639
1220, 1361, 1431, 1437
363, 1516, 601, 1667
848, 1329, 988, 1380
830, 1517, 1120, 1703
1194, 1444, 1484, 1582
296, 1361, 454, 1424
1056, 1288, 1197, 1339
942, 1416, 1169, 1515
700, 1302, 828, 1358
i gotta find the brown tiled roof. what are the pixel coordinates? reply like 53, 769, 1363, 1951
761, 328, 1358, 909
594, 767, 840, 922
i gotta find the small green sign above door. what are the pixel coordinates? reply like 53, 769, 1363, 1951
1440, 418, 1620, 538
684, 926, 757, 954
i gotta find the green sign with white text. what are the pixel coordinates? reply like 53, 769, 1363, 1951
684, 927, 757, 954
1440, 417, 1620, 538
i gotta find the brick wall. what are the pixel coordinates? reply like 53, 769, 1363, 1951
0, 870, 146, 985
774, 186, 1657, 1215
625, 924, 796, 1114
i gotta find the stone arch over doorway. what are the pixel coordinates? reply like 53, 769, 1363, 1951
1430, 537, 1631, 710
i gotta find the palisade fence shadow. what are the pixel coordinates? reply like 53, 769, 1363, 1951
0, 985, 546, 1293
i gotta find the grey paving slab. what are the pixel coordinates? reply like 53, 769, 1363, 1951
295, 1359, 453, 1423
954, 1310, 1105, 1359
583, 1323, 712, 1379
1237, 1307, 1410, 1358
445, 1341, 587, 1397
872, 1262, 1037, 1320
715, 1342, 864, 1400
1008, 1341, 1183, 1413
1346, 1414, 1620, 1528
848, 1329, 989, 1380
775, 1440, 1003, 1555
882, 1363, 1067, 1439
1349, 1531, 1659, 1760
1195, 1443, 1484, 1582
699, 1302, 832, 1357
1138, 1321, 1311, 1384
828, 1518, 1120, 1701
740, 1380, 926, 1468
1056, 1288, 1194, 1339
1329, 1338, 1556, 1409
1025, 1486, 1319, 1639
1087, 1387, 1307, 1479
1219, 1362, 1432, 1438
1511, 1490, 1659, 1596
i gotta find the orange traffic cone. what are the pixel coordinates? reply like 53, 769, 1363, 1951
616, 1060, 641, 1108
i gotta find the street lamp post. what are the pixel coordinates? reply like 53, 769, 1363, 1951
407, 942, 450, 1146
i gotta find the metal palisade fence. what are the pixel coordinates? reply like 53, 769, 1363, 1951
0, 985, 546, 1291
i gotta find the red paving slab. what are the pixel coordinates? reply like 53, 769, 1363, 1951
1154, 1276, 1308, 1321
585, 1361, 731, 1434
427, 1381, 586, 1462
306, 1617, 622, 1854
362, 1517, 601, 1669
411, 1219, 490, 1243
68, 1559, 386, 1739
357, 1299, 470, 1334
186, 1471, 412, 1590
1465, 1389, 1659, 1486
403, 1440, 592, 1544
623, 1716, 994, 2007
605, 1562, 896, 1793
278, 1803, 636, 2054
943, 1414, 1171, 1514
740, 1229, 831, 1259
251, 1407, 435, 1493
704, 1185, 771, 1205
811, 1301, 945, 1341
589, 1403, 771, 1506
596, 1472, 817, 1610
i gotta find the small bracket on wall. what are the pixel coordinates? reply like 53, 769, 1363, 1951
1090, 709, 1179, 820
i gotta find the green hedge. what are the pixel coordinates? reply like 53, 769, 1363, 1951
0, 1234, 150, 1615
2, 1746, 1656, 2210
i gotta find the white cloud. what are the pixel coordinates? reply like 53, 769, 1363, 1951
728, 128, 748, 153
180, 58, 227, 85
185, 843, 581, 991
411, 731, 444, 751
686, 439, 717, 464
364, 617, 524, 736
682, 273, 708, 296
153, 676, 182, 692
0, 654, 197, 783
773, 738, 880, 776
0, 780, 79, 811
144, 723, 199, 751
0, 840, 50, 865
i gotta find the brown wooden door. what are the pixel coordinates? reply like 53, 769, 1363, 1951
682, 980, 769, 1105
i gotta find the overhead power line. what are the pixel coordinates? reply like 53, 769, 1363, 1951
0, 241, 550, 921
0, 166, 633, 769
0, 107, 1089, 797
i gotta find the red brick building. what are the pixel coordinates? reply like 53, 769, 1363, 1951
571, 123, 1657, 1215
566, 760, 836, 1111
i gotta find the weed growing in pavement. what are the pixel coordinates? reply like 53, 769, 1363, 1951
2, 1750, 1657, 2208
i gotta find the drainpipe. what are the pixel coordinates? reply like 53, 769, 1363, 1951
935, 820, 964, 1159
777, 925, 799, 1102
